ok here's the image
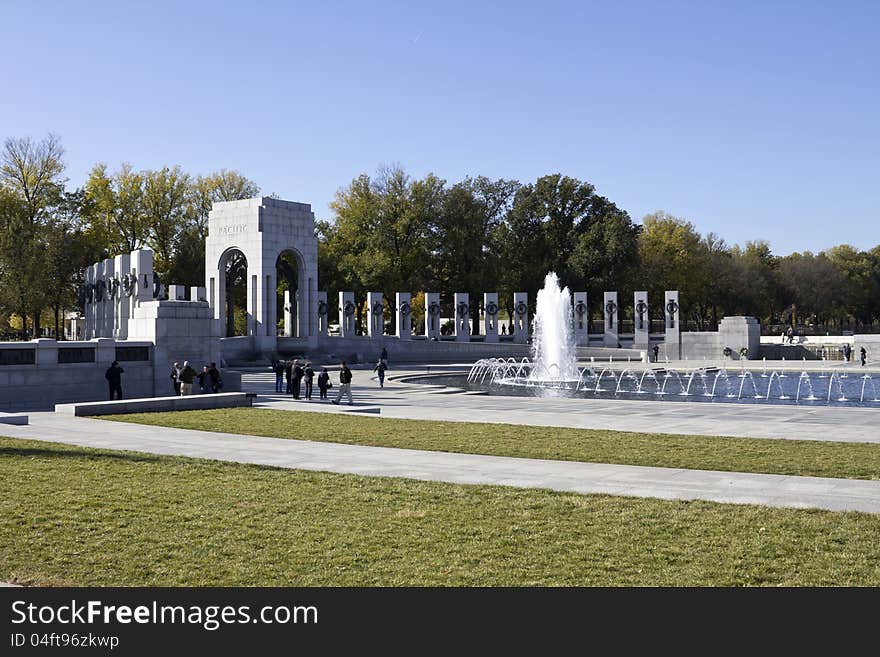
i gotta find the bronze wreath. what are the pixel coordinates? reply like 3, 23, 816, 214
485, 301, 498, 316
457, 302, 469, 317
399, 302, 411, 316
343, 300, 355, 317
427, 302, 441, 317
515, 301, 527, 317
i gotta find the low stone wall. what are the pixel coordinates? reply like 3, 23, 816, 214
55, 392, 256, 416
0, 340, 155, 412
0, 338, 239, 412
276, 336, 646, 364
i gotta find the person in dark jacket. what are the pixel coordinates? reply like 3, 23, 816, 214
179, 361, 198, 396
380, 347, 388, 365
331, 360, 353, 405
373, 359, 387, 388
860, 346, 867, 366
284, 360, 293, 394
198, 365, 209, 393
170, 362, 181, 396
208, 362, 222, 393
317, 367, 331, 399
303, 362, 315, 400
105, 361, 124, 400
291, 359, 304, 400
274, 359, 285, 393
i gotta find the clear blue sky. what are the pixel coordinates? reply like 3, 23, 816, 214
2, 1, 878, 254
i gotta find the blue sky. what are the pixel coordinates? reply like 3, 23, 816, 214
2, 1, 878, 254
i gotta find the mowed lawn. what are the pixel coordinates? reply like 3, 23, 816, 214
2, 436, 880, 586
103, 408, 880, 480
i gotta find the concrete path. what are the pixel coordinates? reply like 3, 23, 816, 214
4, 411, 880, 514
244, 367, 880, 444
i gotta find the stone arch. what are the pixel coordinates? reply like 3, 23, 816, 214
217, 247, 249, 337
206, 197, 319, 353
274, 247, 309, 337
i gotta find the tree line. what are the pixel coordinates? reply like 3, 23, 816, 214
2, 134, 879, 339
0, 134, 258, 338
322, 166, 880, 334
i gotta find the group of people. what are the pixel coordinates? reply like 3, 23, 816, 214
842, 343, 868, 366
272, 348, 390, 404
170, 361, 222, 396
273, 358, 354, 404
274, 359, 322, 400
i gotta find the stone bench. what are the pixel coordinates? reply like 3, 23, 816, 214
54, 392, 257, 417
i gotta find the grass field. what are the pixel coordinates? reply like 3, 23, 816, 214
103, 408, 880, 480
2, 436, 880, 586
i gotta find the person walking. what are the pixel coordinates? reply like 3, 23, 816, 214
331, 360, 353, 405
303, 362, 315, 400
170, 362, 181, 396
373, 359, 387, 388
860, 346, 867, 366
291, 359, 304, 400
105, 360, 124, 400
274, 359, 285, 393
178, 361, 198, 396
652, 344, 660, 363
317, 367, 331, 399
843, 343, 852, 362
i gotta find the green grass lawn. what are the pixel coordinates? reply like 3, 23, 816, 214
103, 408, 880, 480
2, 436, 880, 586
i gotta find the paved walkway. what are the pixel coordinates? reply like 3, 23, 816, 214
244, 366, 880, 444
4, 410, 880, 514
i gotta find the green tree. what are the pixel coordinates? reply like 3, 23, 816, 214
83, 163, 148, 255
432, 176, 519, 332
327, 166, 441, 329
141, 166, 192, 281
0, 134, 67, 335
637, 212, 707, 327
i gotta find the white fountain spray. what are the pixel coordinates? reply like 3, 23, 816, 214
529, 272, 578, 381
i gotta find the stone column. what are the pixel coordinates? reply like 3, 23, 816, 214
573, 292, 589, 345
483, 293, 499, 343
84, 265, 95, 340
103, 258, 116, 338
396, 292, 411, 340
719, 316, 760, 360
367, 292, 384, 338
295, 285, 306, 340
283, 290, 293, 337
424, 292, 441, 340
93, 263, 105, 338
168, 285, 187, 301
664, 290, 680, 360
246, 273, 257, 337
603, 291, 618, 347
316, 291, 329, 336
634, 291, 649, 348
338, 292, 355, 337
132, 249, 154, 307
454, 293, 470, 342
513, 292, 528, 344
114, 253, 131, 340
